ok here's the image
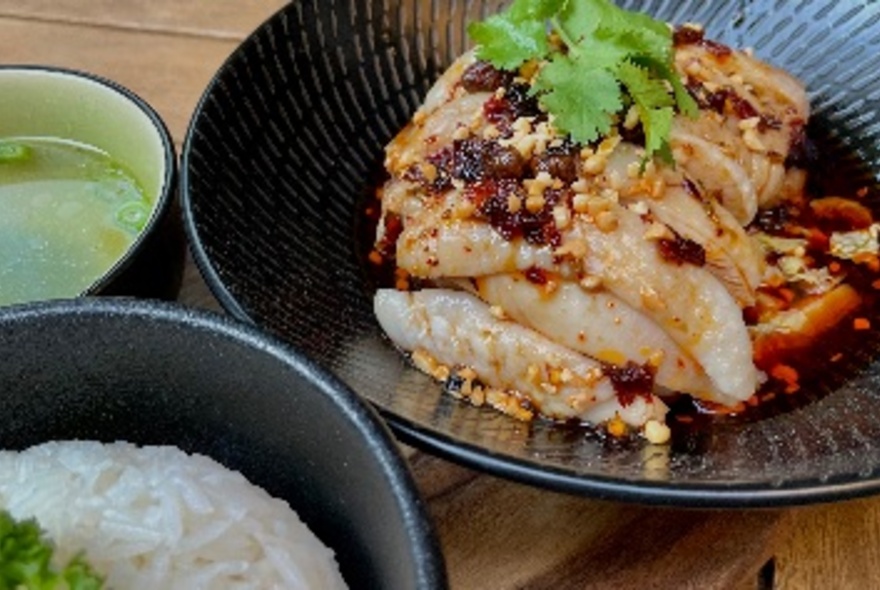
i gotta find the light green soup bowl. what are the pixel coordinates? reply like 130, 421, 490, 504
0, 66, 182, 304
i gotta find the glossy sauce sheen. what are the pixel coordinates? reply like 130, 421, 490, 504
365, 40, 880, 443
366, 126, 880, 448
668, 135, 880, 450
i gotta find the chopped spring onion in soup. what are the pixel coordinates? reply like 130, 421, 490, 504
0, 137, 153, 306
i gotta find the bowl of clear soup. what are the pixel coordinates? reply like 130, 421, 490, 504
0, 66, 184, 306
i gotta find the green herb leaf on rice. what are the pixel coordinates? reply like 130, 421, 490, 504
0, 510, 105, 590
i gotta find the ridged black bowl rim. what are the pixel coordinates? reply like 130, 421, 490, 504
0, 296, 448, 588
390, 413, 880, 508
180, 2, 880, 509
0, 64, 178, 297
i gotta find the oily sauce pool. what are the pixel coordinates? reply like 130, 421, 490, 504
361, 123, 880, 451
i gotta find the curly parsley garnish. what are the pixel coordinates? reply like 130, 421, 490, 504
468, 0, 697, 162
0, 510, 104, 590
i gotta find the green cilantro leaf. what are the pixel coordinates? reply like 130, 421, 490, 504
617, 61, 676, 162
509, 0, 569, 21
468, 0, 699, 162
642, 105, 675, 163
468, 15, 550, 70
564, 29, 630, 69
616, 60, 675, 110
533, 53, 622, 143
647, 58, 699, 118
468, 0, 566, 69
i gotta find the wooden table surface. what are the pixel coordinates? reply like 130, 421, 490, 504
1, 1, 875, 588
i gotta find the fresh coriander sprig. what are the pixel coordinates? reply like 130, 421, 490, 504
468, 0, 697, 162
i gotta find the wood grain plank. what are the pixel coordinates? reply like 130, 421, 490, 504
411, 452, 783, 590
775, 496, 880, 588
0, 16, 239, 147
0, 0, 288, 40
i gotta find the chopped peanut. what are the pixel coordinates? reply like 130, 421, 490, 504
595, 210, 619, 232
606, 415, 628, 438
643, 420, 671, 445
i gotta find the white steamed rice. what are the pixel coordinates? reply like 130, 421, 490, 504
0, 441, 349, 590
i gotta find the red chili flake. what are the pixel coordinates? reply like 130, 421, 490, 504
471, 179, 565, 247
419, 147, 454, 193
657, 235, 706, 267
530, 140, 580, 183
451, 138, 526, 183
460, 60, 514, 93
682, 178, 702, 199
672, 25, 704, 46
743, 305, 760, 325
482, 83, 541, 130
728, 93, 759, 120
785, 123, 818, 168
465, 179, 497, 210
524, 267, 548, 285
375, 212, 403, 257
605, 361, 656, 407
368, 250, 383, 265
452, 138, 488, 183
806, 228, 830, 252
770, 363, 801, 394
702, 38, 733, 58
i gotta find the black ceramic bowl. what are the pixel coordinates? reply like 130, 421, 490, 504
0, 298, 446, 589
0, 66, 184, 305
182, 1, 880, 507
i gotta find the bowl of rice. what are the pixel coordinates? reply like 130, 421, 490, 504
0, 297, 447, 589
